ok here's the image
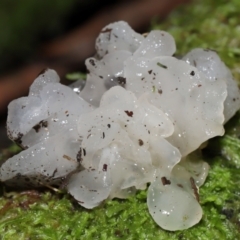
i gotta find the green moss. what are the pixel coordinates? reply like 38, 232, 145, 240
1, 0, 240, 239
65, 72, 86, 81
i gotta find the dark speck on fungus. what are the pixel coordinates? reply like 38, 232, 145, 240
117, 77, 126, 86
89, 59, 96, 66
161, 177, 171, 185
190, 71, 195, 76
76, 148, 82, 163
157, 62, 167, 69
190, 177, 199, 202
83, 148, 86, 156
103, 164, 108, 171
33, 120, 48, 133
138, 139, 144, 146
125, 110, 133, 117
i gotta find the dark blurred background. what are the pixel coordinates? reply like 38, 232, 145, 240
0, 0, 189, 148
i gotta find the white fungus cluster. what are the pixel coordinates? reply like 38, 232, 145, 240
1, 21, 240, 231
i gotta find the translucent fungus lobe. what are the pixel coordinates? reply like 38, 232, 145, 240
1, 21, 239, 231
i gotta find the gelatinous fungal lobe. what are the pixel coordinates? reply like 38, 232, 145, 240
124, 56, 226, 156
1, 20, 240, 232
67, 86, 180, 207
147, 164, 203, 231
0, 130, 80, 187
80, 51, 131, 106
95, 21, 144, 58
7, 69, 93, 148
133, 30, 176, 59
183, 48, 240, 123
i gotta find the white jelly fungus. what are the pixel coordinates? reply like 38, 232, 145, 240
1, 21, 240, 231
